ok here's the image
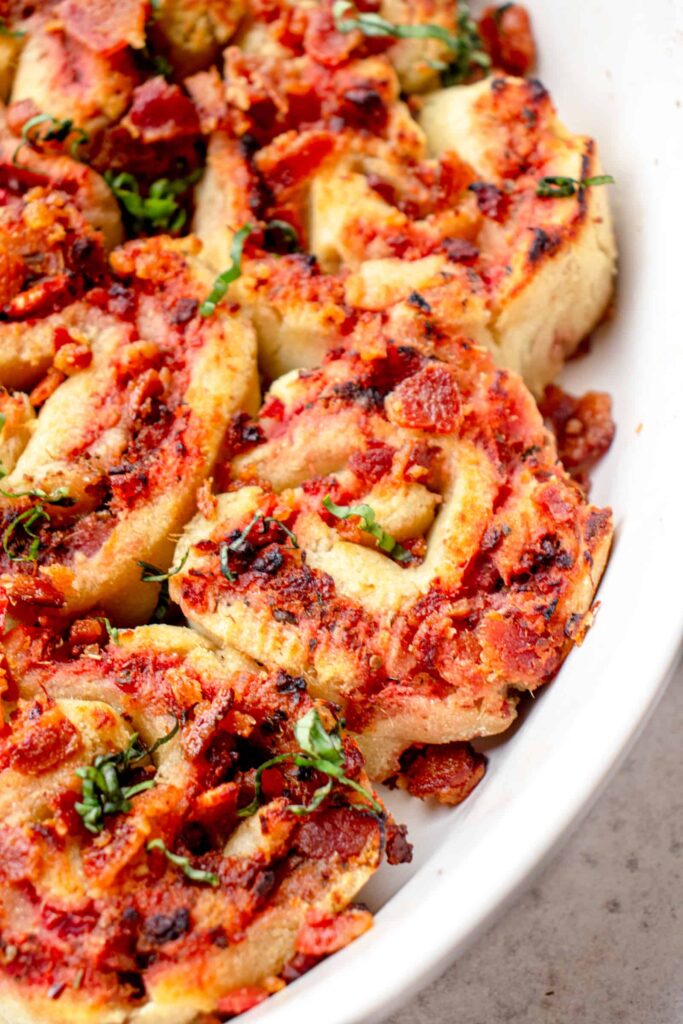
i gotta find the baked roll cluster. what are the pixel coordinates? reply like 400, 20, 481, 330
0, 1, 615, 1019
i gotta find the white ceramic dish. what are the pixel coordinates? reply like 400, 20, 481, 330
247, 3, 683, 1021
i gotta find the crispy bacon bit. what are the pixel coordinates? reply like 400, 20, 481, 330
385, 364, 461, 433
56, 0, 147, 55
217, 987, 269, 1016
1, 574, 67, 609
255, 130, 338, 196
539, 385, 615, 488
398, 743, 486, 805
184, 68, 228, 134
68, 617, 107, 648
479, 4, 537, 77
469, 181, 509, 221
28, 366, 67, 407
295, 906, 373, 957
124, 78, 201, 143
348, 442, 395, 485
295, 806, 379, 862
385, 821, 413, 865
1, 702, 81, 776
53, 342, 93, 376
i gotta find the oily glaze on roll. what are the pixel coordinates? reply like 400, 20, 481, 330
0, 236, 258, 624
0, 622, 396, 1023
171, 325, 613, 789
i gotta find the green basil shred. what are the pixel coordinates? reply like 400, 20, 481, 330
322, 495, 410, 563
147, 838, 220, 887
238, 708, 382, 819
536, 174, 615, 198
75, 717, 179, 833
105, 169, 201, 232
332, 0, 490, 83
0, 485, 72, 562
13, 114, 89, 167
199, 223, 254, 316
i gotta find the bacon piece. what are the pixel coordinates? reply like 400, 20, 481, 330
216, 988, 269, 1015
398, 743, 486, 805
255, 129, 338, 197
184, 68, 227, 134
479, 4, 536, 76
295, 906, 373, 957
123, 78, 201, 144
539, 385, 615, 489
0, 701, 81, 775
385, 364, 461, 433
56, 0, 147, 55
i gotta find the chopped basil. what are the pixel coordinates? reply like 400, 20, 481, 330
199, 223, 254, 316
219, 511, 298, 583
137, 551, 189, 583
13, 114, 89, 167
536, 174, 615, 198
98, 617, 121, 644
75, 717, 179, 834
0, 413, 6, 434
105, 169, 201, 232
322, 495, 410, 563
1, 486, 72, 562
238, 708, 382, 818
147, 838, 220, 887
137, 551, 188, 622
332, 0, 490, 83
263, 219, 301, 254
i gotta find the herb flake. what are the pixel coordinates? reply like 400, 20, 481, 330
14, 114, 89, 167
147, 838, 219, 887
75, 717, 179, 833
238, 708, 381, 819
322, 495, 410, 562
105, 169, 201, 232
199, 223, 254, 317
332, 0, 490, 83
536, 174, 615, 198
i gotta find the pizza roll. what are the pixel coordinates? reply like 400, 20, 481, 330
0, 236, 259, 624
194, 71, 614, 392
171, 330, 613, 785
0, 622, 395, 1022
417, 75, 617, 391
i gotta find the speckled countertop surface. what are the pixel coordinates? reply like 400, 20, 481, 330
387, 657, 683, 1024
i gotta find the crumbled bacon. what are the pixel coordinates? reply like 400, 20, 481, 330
124, 78, 201, 144
56, 0, 147, 55
295, 906, 373, 957
539, 385, 615, 489
398, 743, 486, 805
479, 4, 537, 77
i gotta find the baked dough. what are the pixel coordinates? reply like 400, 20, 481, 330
194, 71, 615, 392
171, 325, 613, 780
0, 236, 258, 623
0, 622, 385, 1023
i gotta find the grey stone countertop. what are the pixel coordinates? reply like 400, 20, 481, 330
387, 657, 683, 1024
